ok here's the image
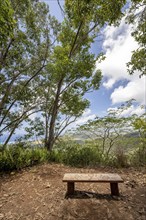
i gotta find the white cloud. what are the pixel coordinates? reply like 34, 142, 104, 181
63, 109, 96, 132
75, 109, 96, 125
103, 78, 116, 89
131, 106, 145, 116
96, 14, 146, 106
107, 105, 145, 117
111, 77, 146, 104
97, 17, 137, 83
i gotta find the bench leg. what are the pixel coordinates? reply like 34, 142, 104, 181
67, 182, 75, 195
110, 183, 119, 196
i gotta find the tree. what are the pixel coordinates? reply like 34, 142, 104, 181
24, 44, 102, 149
130, 112, 146, 165
127, 0, 146, 77
75, 102, 137, 157
0, 0, 15, 46
24, 0, 127, 151
0, 0, 60, 145
76, 116, 132, 158
133, 113, 146, 145
1, 0, 127, 149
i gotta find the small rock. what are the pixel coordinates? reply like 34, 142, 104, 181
140, 194, 145, 197
45, 183, 51, 188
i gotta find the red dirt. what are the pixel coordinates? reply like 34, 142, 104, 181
0, 163, 145, 220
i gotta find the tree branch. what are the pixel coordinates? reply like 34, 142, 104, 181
57, 0, 65, 17
0, 38, 14, 69
69, 21, 84, 58
54, 116, 77, 141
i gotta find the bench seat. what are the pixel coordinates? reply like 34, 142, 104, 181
63, 173, 124, 196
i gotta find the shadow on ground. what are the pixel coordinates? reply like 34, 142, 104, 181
65, 190, 125, 200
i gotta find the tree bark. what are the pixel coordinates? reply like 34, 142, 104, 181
46, 77, 63, 151
3, 124, 18, 148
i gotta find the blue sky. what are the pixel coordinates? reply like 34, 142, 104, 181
43, 0, 145, 124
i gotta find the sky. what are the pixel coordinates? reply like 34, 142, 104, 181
43, 0, 146, 126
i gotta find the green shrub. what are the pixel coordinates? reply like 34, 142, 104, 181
0, 145, 49, 172
108, 148, 129, 168
55, 139, 117, 167
130, 145, 146, 166
1, 138, 145, 172
47, 149, 63, 163
60, 145, 102, 167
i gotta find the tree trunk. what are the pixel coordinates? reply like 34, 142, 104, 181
3, 123, 18, 148
44, 112, 49, 148
46, 77, 63, 151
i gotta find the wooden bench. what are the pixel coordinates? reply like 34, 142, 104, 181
63, 173, 124, 196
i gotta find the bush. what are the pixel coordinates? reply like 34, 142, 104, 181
0, 145, 49, 172
109, 148, 129, 168
1, 139, 145, 173
130, 145, 146, 166
54, 138, 103, 167
47, 149, 63, 163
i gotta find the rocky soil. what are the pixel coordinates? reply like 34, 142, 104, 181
0, 163, 146, 220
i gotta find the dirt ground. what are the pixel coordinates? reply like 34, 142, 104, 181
0, 163, 146, 220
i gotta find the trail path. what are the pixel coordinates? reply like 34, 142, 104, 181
0, 164, 145, 220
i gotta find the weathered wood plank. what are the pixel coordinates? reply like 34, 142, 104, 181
110, 182, 119, 196
67, 182, 75, 195
63, 173, 123, 183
